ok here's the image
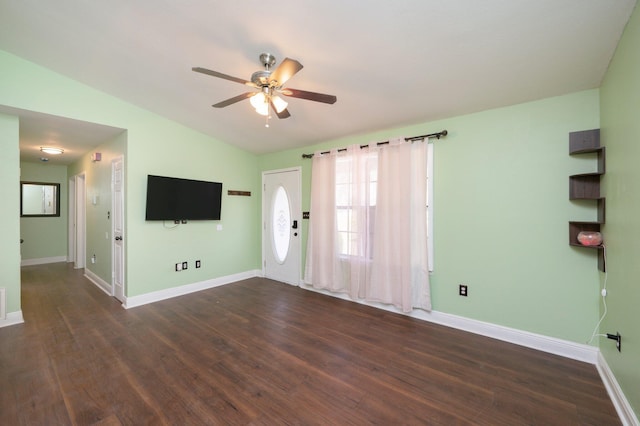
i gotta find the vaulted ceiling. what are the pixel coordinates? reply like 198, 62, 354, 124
0, 0, 636, 161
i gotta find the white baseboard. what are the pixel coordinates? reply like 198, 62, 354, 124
123, 269, 261, 309
84, 269, 112, 296
300, 284, 599, 364
597, 352, 640, 426
0, 311, 24, 328
413, 309, 599, 364
21, 256, 67, 267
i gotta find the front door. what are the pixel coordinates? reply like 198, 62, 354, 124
263, 168, 301, 285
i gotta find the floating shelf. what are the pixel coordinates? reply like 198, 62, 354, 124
568, 129, 605, 272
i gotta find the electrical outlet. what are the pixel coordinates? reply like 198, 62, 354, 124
175, 263, 182, 271
607, 332, 622, 352
182, 261, 188, 270
459, 284, 468, 297
195, 260, 201, 268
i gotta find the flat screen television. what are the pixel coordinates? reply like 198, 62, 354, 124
145, 175, 222, 221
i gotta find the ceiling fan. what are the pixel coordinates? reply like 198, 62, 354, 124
193, 53, 337, 125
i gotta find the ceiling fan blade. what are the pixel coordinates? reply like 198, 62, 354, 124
280, 88, 337, 104
270, 101, 291, 119
192, 67, 255, 86
212, 92, 255, 108
269, 58, 303, 87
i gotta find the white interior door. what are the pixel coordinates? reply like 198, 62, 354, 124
74, 173, 86, 269
67, 177, 75, 263
263, 168, 301, 285
112, 157, 125, 302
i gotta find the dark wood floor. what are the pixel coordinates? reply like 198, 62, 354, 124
1, 263, 620, 425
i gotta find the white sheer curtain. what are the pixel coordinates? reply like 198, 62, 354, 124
368, 138, 431, 311
304, 137, 431, 312
304, 145, 372, 300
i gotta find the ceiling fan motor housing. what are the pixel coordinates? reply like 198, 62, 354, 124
251, 70, 272, 87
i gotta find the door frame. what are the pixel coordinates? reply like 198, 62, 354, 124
67, 176, 75, 263
262, 167, 302, 285
68, 172, 86, 269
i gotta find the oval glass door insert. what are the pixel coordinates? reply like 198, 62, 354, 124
272, 185, 291, 263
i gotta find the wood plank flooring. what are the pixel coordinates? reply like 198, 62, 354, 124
1, 262, 620, 425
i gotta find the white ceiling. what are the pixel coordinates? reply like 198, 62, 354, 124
0, 0, 636, 159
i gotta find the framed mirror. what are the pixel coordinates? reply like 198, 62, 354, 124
20, 181, 61, 217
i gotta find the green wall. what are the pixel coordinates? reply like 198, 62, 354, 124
0, 113, 21, 314
68, 131, 126, 285
260, 89, 601, 344
19, 162, 68, 261
600, 3, 640, 417
0, 49, 261, 301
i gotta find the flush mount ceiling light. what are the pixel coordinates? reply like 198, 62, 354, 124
40, 147, 64, 155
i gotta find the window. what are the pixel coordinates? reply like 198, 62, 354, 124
335, 152, 377, 257
334, 144, 434, 270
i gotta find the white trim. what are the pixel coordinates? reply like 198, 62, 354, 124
300, 284, 599, 364
0, 311, 24, 328
122, 269, 262, 309
21, 256, 67, 267
68, 176, 75, 264
597, 352, 640, 426
84, 269, 112, 295
73, 172, 87, 269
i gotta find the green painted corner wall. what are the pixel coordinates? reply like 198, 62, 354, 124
0, 49, 261, 301
19, 162, 68, 261
0, 113, 21, 313
260, 89, 601, 344
600, 2, 640, 417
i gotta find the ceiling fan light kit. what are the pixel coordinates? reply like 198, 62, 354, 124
193, 53, 337, 126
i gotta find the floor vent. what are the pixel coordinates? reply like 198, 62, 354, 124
0, 288, 5, 320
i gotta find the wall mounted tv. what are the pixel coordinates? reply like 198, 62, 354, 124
145, 175, 222, 221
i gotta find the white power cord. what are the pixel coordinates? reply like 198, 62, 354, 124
587, 245, 608, 344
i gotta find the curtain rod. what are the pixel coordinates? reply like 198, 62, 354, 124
301, 130, 447, 159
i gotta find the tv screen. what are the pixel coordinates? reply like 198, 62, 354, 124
145, 175, 222, 221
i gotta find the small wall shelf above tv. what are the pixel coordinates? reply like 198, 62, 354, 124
568, 129, 605, 272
